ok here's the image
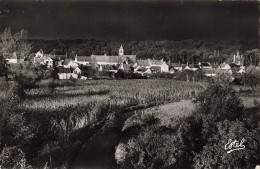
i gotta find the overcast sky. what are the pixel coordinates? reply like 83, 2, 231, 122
0, 0, 259, 41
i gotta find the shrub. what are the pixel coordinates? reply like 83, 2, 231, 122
194, 120, 259, 169
117, 114, 198, 169
0, 146, 27, 169
241, 73, 257, 89
116, 126, 189, 169
195, 83, 244, 122
8, 62, 43, 97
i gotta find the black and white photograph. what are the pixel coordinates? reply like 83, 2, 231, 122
0, 0, 260, 168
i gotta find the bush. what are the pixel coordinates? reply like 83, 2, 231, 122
195, 83, 244, 122
194, 120, 259, 169
8, 62, 43, 97
116, 114, 197, 169
0, 146, 28, 168
116, 126, 189, 169
192, 84, 259, 168
241, 73, 257, 89
116, 83, 260, 169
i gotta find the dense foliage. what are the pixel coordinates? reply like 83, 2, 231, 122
30, 39, 259, 66
1, 28, 32, 59
116, 83, 260, 169
0, 79, 205, 168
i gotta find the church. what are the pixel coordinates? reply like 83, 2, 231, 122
233, 51, 244, 66
91, 45, 136, 65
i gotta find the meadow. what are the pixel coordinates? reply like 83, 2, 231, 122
1, 79, 207, 168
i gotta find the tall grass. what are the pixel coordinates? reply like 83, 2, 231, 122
11, 79, 206, 167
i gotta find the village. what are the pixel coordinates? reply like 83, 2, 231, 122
3, 44, 255, 80
1, 0, 260, 168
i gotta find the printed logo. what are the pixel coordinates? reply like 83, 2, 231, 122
224, 138, 245, 154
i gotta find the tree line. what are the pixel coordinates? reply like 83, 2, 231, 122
30, 38, 259, 66
1, 28, 259, 67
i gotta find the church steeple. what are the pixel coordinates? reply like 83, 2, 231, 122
119, 45, 124, 56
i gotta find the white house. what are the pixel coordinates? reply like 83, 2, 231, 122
91, 45, 136, 67
63, 59, 78, 69
184, 64, 200, 71
219, 62, 231, 70
75, 55, 92, 65
58, 67, 78, 79
171, 62, 183, 72
237, 66, 245, 74
34, 50, 57, 68
134, 67, 152, 75
73, 67, 82, 74
43, 57, 54, 68
137, 58, 169, 73
35, 49, 44, 58
149, 59, 169, 72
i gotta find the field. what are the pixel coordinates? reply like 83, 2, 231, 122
1, 79, 207, 167
2, 78, 260, 168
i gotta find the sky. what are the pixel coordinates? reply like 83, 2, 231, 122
0, 0, 259, 41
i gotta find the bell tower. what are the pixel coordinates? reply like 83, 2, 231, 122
119, 45, 124, 56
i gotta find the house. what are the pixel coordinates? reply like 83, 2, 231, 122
35, 49, 44, 58
135, 67, 152, 75
4, 52, 24, 64
34, 50, 45, 64
136, 59, 169, 73
92, 55, 123, 66
34, 50, 66, 68
150, 66, 161, 73
136, 60, 151, 69
48, 54, 67, 67
184, 64, 200, 71
100, 64, 118, 73
73, 67, 82, 75
63, 59, 78, 69
237, 66, 245, 74
219, 62, 231, 70
149, 59, 169, 72
75, 55, 92, 65
43, 57, 54, 68
168, 67, 176, 74
171, 62, 183, 72
57, 67, 78, 79
199, 62, 212, 69
91, 45, 136, 66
